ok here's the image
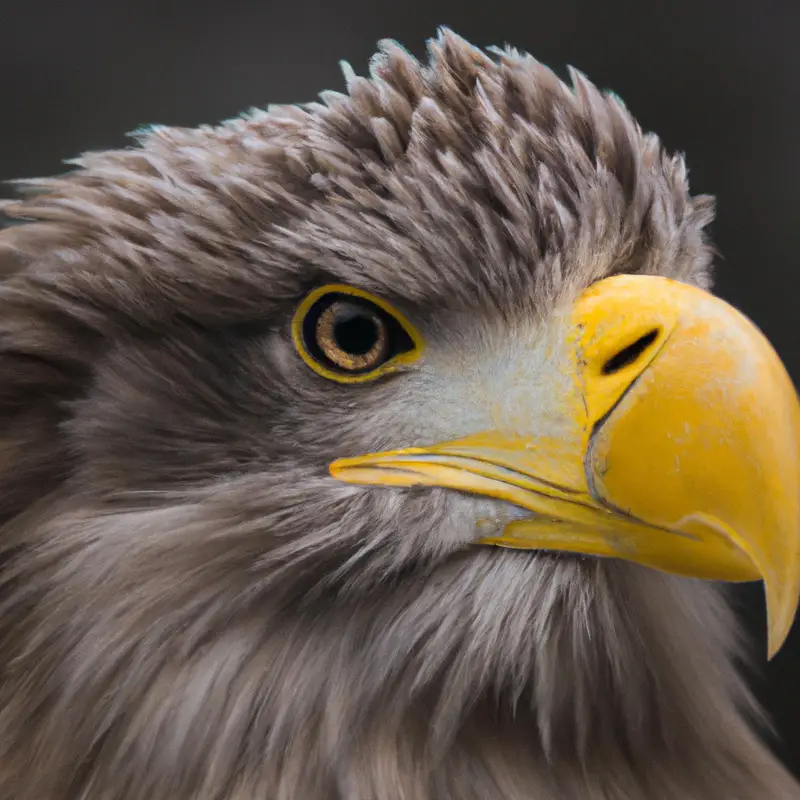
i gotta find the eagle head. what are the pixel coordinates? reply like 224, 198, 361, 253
0, 28, 797, 800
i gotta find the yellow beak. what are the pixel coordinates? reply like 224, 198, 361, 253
330, 275, 800, 658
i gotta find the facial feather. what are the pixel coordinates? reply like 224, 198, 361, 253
0, 26, 795, 800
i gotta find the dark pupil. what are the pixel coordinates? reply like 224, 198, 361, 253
333, 310, 379, 355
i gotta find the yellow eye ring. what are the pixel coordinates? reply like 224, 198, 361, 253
292, 284, 424, 384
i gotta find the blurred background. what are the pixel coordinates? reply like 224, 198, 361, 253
2, 0, 798, 777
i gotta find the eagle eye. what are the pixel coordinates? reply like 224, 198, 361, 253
292, 285, 423, 383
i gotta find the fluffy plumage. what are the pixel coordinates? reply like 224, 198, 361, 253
0, 28, 796, 800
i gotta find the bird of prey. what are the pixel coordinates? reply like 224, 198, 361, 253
0, 27, 798, 800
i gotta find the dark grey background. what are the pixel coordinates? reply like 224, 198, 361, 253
2, 0, 798, 777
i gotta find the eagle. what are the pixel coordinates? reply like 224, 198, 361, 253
0, 28, 797, 800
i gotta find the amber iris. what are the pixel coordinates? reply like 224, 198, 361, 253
292, 284, 424, 384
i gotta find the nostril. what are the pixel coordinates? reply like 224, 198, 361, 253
602, 328, 660, 375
